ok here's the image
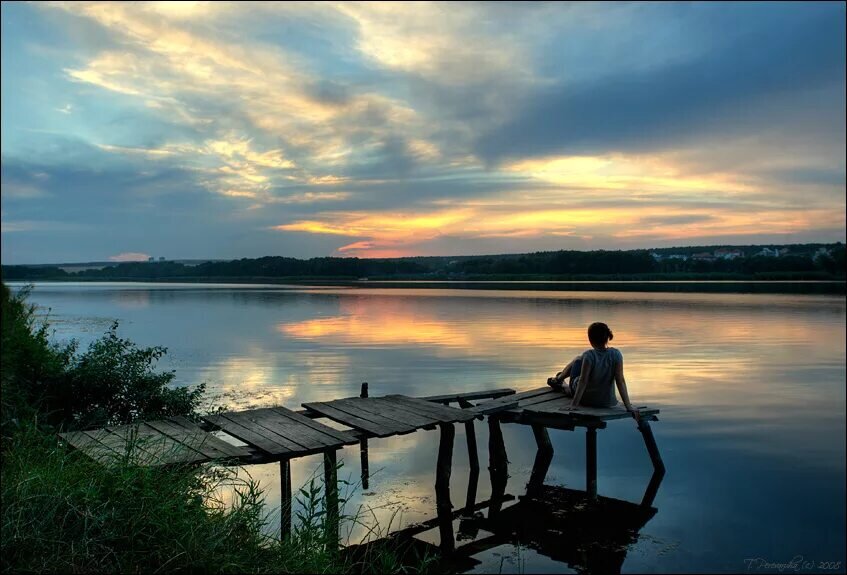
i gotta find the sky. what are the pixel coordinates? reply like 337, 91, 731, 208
1, 1, 845, 264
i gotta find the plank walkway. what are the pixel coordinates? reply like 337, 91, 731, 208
59, 416, 251, 467
57, 384, 665, 547
301, 394, 476, 438
59, 392, 496, 466
467, 386, 659, 428
203, 406, 359, 457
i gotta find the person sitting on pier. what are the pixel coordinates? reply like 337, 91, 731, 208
547, 322, 640, 420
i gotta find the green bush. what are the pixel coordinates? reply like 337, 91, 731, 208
1, 284, 203, 433
0, 283, 423, 573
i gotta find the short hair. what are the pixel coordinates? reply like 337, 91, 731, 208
587, 322, 613, 348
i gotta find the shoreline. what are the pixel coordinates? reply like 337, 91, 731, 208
7, 277, 845, 295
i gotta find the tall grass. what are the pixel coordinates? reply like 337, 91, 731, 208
0, 283, 427, 573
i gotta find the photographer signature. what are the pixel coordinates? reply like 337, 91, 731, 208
744, 556, 841, 572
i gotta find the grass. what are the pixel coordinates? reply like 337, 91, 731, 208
0, 283, 430, 573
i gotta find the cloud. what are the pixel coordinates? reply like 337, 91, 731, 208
475, 3, 846, 162
109, 252, 151, 262
1, 2, 843, 263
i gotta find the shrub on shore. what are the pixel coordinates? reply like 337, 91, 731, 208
0, 283, 423, 574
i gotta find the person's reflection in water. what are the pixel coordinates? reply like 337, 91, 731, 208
436, 441, 663, 574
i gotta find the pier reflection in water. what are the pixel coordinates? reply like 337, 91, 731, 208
349, 429, 663, 575
17, 283, 846, 572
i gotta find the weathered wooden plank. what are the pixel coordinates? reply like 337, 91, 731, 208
97, 425, 165, 466
60, 430, 122, 465
168, 415, 204, 430
421, 388, 516, 404
203, 413, 294, 455
493, 387, 553, 404
323, 398, 415, 434
366, 397, 440, 428
380, 395, 455, 422
270, 407, 359, 445
107, 424, 207, 466
248, 409, 345, 450
382, 394, 470, 423
470, 399, 519, 415
526, 403, 660, 421
85, 427, 160, 465
519, 394, 572, 411
225, 411, 314, 451
301, 402, 394, 437
139, 423, 211, 464
503, 409, 597, 430
468, 387, 554, 414
145, 419, 250, 459
335, 397, 431, 430
386, 395, 476, 422
333, 398, 417, 433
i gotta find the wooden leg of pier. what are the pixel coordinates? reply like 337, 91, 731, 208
324, 449, 339, 545
463, 418, 480, 513
637, 419, 666, 475
586, 427, 598, 501
359, 438, 369, 490
640, 469, 665, 508
532, 424, 553, 453
359, 382, 370, 490
436, 477, 456, 555
487, 417, 509, 517
435, 422, 456, 511
527, 425, 553, 496
280, 458, 292, 541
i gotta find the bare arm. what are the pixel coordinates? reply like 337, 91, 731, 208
614, 356, 640, 421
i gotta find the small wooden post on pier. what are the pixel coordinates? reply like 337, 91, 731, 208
280, 458, 292, 540
487, 416, 509, 517
435, 422, 456, 510
359, 382, 369, 490
527, 424, 553, 495
324, 449, 339, 543
435, 422, 456, 554
459, 398, 480, 513
637, 419, 665, 475
586, 427, 598, 501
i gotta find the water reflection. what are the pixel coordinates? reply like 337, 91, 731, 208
15, 283, 847, 573
358, 435, 664, 575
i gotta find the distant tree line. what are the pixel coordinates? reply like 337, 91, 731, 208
2, 243, 844, 281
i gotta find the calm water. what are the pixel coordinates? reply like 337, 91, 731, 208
13, 282, 847, 573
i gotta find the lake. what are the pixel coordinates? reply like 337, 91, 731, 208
12, 282, 846, 573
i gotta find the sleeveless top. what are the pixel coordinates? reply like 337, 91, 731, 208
577, 347, 622, 408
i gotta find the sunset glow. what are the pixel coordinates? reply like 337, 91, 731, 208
1, 2, 844, 262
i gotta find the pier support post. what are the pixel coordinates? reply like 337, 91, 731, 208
586, 427, 597, 501
487, 417, 509, 517
359, 382, 370, 490
324, 449, 339, 545
464, 421, 480, 512
435, 423, 456, 554
460, 399, 480, 476
637, 419, 665, 475
280, 458, 292, 541
640, 469, 665, 508
435, 423, 456, 509
527, 425, 553, 496
461, 399, 480, 513
532, 424, 553, 453
435, 479, 456, 555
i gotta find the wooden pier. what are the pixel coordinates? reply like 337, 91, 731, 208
58, 383, 664, 542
